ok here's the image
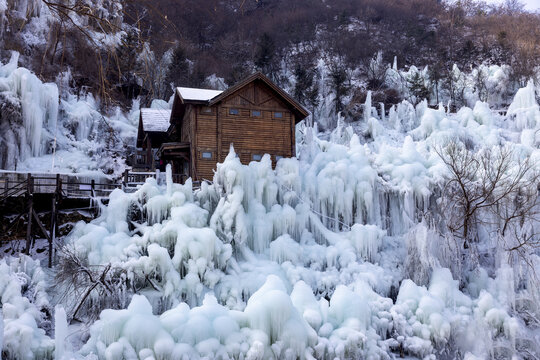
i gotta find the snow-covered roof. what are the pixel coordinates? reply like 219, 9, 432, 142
177, 87, 223, 102
141, 108, 171, 132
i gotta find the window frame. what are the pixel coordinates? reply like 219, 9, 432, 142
251, 110, 262, 117
229, 108, 240, 115
252, 154, 263, 161
200, 106, 213, 114
201, 151, 213, 160
273, 111, 283, 119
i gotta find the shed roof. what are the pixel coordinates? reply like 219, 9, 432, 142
176, 87, 223, 102
141, 108, 171, 132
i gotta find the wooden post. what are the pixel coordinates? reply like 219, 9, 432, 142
291, 113, 296, 157
123, 169, 129, 190
146, 137, 153, 170
57, 176, 63, 199
49, 174, 59, 268
25, 174, 33, 255
217, 105, 222, 162
91, 179, 96, 197
90, 179, 97, 216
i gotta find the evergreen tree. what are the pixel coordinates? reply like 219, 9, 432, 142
428, 62, 444, 104
254, 33, 276, 77
113, 28, 142, 100
165, 45, 190, 97
293, 64, 319, 118
407, 72, 430, 105
329, 62, 349, 114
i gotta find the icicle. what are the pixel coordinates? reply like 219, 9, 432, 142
54, 305, 68, 360
166, 163, 173, 196
364, 91, 372, 123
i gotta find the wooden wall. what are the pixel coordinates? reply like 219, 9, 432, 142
190, 80, 297, 181
195, 106, 218, 181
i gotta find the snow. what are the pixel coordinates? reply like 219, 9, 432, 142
176, 87, 223, 102
140, 108, 171, 133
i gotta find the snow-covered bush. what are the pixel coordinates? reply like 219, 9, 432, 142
0, 256, 53, 359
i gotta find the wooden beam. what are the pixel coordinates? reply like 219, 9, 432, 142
291, 113, 296, 157
192, 106, 197, 180
49, 174, 59, 268
217, 105, 222, 162
25, 174, 33, 255
32, 209, 51, 242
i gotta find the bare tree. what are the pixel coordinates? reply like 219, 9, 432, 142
55, 246, 128, 321
436, 138, 538, 253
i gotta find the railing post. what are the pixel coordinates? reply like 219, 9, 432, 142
123, 169, 129, 190
49, 176, 59, 268
57, 175, 62, 199
25, 174, 34, 255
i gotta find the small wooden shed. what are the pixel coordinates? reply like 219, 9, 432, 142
161, 72, 309, 181
136, 108, 171, 170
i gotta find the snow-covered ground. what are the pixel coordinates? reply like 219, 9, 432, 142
2, 78, 538, 359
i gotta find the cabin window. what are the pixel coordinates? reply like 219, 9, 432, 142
274, 112, 283, 118
201, 107, 213, 114
275, 155, 283, 162
252, 154, 262, 161
251, 110, 261, 117
201, 151, 213, 159
229, 108, 239, 115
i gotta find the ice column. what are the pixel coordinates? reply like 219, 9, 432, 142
54, 305, 68, 360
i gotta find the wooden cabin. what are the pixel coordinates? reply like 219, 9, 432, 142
160, 72, 309, 181
135, 108, 171, 170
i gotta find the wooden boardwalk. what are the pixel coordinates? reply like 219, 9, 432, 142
0, 170, 189, 266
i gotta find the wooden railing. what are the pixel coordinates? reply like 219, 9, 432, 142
122, 170, 189, 189
0, 170, 190, 203
0, 172, 120, 201
0, 170, 192, 267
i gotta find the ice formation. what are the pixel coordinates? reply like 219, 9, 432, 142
0, 256, 53, 359
0, 52, 137, 175
49, 78, 539, 359
0, 52, 538, 358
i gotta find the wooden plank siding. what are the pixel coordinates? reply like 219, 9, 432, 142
168, 75, 307, 182
189, 82, 296, 180
219, 107, 292, 159
195, 106, 218, 180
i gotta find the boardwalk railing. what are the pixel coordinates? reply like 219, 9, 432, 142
0, 170, 190, 267
0, 172, 121, 201
123, 170, 189, 188
0, 170, 190, 202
